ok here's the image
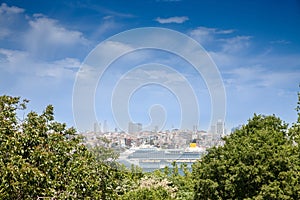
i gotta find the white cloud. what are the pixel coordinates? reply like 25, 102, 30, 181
0, 3, 24, 14
0, 48, 80, 79
0, 48, 29, 72
103, 15, 113, 20
27, 17, 87, 45
220, 36, 252, 53
155, 16, 189, 24
0, 29, 10, 39
189, 27, 216, 44
270, 40, 290, 45
189, 26, 299, 102
223, 58, 300, 91
216, 29, 235, 34
91, 18, 119, 40
0, 3, 25, 39
95, 40, 133, 57
190, 27, 234, 36
189, 27, 252, 59
38, 58, 81, 78
24, 16, 88, 59
210, 45, 300, 90
32, 13, 46, 18
122, 68, 186, 85
189, 26, 234, 44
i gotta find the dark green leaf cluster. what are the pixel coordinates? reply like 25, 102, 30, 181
193, 113, 300, 199
0, 95, 128, 199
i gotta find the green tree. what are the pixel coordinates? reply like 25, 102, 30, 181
156, 163, 194, 200
123, 162, 195, 200
193, 112, 300, 199
120, 175, 176, 200
90, 136, 120, 168
0, 95, 125, 199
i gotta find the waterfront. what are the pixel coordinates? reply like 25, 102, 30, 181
118, 143, 207, 172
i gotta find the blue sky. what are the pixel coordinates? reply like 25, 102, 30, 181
0, 0, 300, 132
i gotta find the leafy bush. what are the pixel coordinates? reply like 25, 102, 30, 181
0, 96, 123, 199
193, 113, 300, 199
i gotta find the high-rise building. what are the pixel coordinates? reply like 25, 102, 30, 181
193, 125, 198, 133
93, 122, 101, 133
216, 120, 225, 136
154, 125, 158, 133
210, 125, 216, 134
128, 122, 142, 135
103, 120, 108, 133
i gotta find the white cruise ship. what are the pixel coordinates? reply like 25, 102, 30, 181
118, 142, 206, 172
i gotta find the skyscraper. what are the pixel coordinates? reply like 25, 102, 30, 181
103, 120, 108, 133
93, 122, 101, 133
216, 120, 225, 136
128, 122, 142, 135
210, 125, 216, 134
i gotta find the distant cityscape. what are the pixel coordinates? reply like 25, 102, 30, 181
80, 120, 235, 171
82, 120, 229, 149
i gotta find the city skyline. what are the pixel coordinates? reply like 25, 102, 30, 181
90, 119, 225, 134
0, 1, 300, 132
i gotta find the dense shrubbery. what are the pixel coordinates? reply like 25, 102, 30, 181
0, 92, 299, 199
0, 95, 130, 199
193, 114, 300, 199
193, 92, 300, 199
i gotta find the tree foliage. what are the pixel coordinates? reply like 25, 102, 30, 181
119, 163, 194, 200
0, 95, 127, 199
89, 136, 120, 168
120, 175, 175, 200
193, 112, 300, 199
